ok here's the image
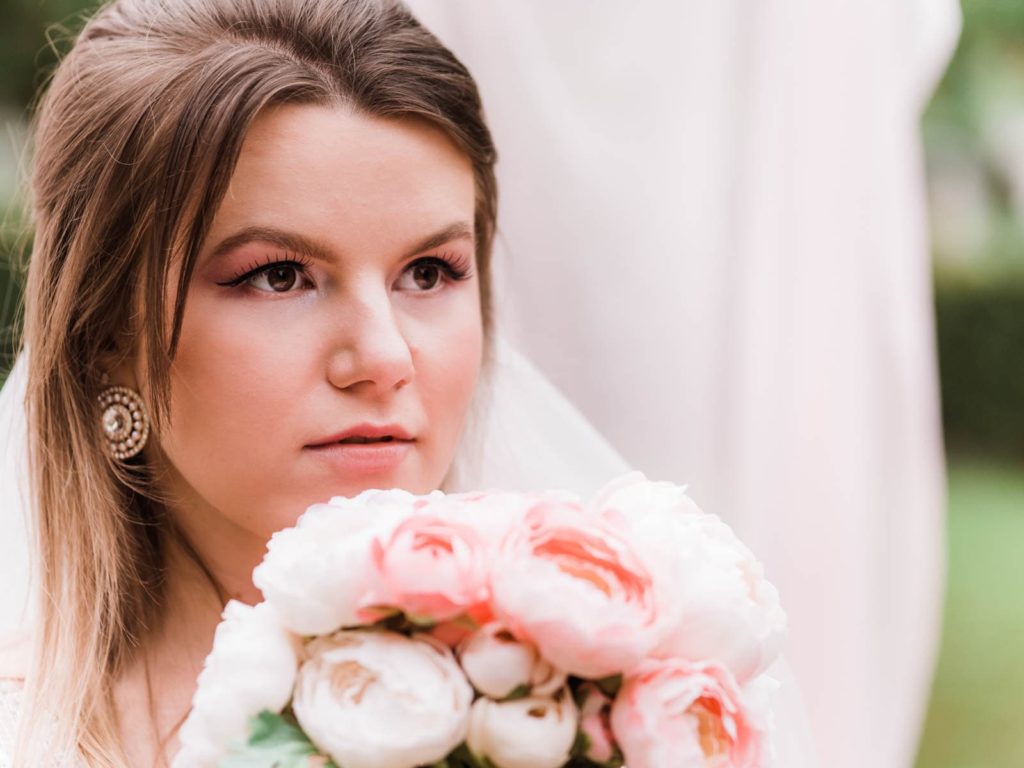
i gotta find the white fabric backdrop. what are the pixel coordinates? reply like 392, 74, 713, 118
406, 1, 960, 765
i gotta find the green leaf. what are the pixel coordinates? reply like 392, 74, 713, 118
369, 610, 437, 634
591, 673, 623, 699
499, 683, 532, 701
566, 719, 625, 768
565, 753, 625, 768
441, 743, 496, 768
450, 613, 483, 631
218, 710, 339, 768
570, 729, 592, 758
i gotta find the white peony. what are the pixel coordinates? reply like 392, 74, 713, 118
252, 490, 418, 635
589, 471, 697, 519
742, 672, 782, 768
457, 622, 566, 699
292, 629, 473, 768
466, 691, 579, 768
172, 601, 299, 768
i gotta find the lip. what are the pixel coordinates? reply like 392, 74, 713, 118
304, 423, 416, 476
305, 439, 414, 475
307, 422, 415, 447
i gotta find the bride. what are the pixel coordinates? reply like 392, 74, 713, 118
0, 0, 817, 765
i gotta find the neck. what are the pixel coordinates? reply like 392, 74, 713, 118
112, 471, 270, 764
114, 536, 228, 766
158, 468, 269, 607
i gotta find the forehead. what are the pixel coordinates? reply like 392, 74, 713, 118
208, 103, 476, 256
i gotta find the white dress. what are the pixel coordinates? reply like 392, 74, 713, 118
0, 678, 24, 767
0, 675, 78, 767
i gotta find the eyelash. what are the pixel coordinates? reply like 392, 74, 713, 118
217, 253, 315, 289
405, 253, 475, 287
216, 252, 474, 292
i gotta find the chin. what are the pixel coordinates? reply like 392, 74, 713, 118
324, 471, 442, 500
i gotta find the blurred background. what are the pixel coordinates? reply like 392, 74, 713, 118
0, 1, 1021, 766
916, 2, 1024, 766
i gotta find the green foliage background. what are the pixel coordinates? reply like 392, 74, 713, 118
0, 0, 99, 374
915, 460, 1024, 768
0, 0, 95, 108
934, 273, 1024, 457
922, 0, 1024, 459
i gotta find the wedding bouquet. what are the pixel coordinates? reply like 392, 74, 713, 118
173, 471, 787, 768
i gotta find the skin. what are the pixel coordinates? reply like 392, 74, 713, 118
107, 103, 484, 765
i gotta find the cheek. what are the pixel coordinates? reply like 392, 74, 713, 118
171, 310, 307, 430
158, 296, 313, 517
409, 296, 484, 454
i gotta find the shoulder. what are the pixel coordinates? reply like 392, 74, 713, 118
0, 631, 29, 682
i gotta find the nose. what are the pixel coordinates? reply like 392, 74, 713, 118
325, 283, 414, 396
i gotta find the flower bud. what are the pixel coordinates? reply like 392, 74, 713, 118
466, 691, 578, 768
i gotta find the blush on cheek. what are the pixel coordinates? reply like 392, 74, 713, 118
413, 315, 481, 466
157, 285, 316, 526
435, 326, 484, 431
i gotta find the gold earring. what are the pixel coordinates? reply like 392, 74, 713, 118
98, 385, 150, 460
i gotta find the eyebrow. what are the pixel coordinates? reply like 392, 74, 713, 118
207, 222, 475, 264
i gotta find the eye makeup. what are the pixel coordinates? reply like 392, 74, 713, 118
213, 250, 475, 293
411, 252, 474, 284
215, 252, 316, 289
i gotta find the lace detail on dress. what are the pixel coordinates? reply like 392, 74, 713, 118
0, 678, 24, 768
0, 679, 78, 767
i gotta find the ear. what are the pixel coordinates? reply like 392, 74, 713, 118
95, 338, 141, 392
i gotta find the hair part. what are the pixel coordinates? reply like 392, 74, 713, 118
19, 0, 497, 763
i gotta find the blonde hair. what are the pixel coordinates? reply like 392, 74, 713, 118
19, 0, 497, 763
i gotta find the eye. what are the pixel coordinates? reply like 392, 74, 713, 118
248, 263, 308, 293
396, 255, 473, 293
407, 261, 443, 292
217, 257, 315, 293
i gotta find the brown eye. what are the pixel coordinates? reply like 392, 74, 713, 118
411, 263, 442, 291
218, 258, 314, 293
265, 265, 298, 292
395, 255, 471, 294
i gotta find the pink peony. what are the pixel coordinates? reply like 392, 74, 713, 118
610, 659, 770, 768
360, 511, 490, 624
444, 488, 576, 548
489, 499, 658, 678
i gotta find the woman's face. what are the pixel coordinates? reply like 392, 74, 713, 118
146, 104, 483, 546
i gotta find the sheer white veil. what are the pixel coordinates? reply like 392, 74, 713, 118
0, 335, 816, 763
443, 334, 632, 497
0, 351, 31, 636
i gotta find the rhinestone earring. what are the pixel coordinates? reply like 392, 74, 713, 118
98, 385, 150, 460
